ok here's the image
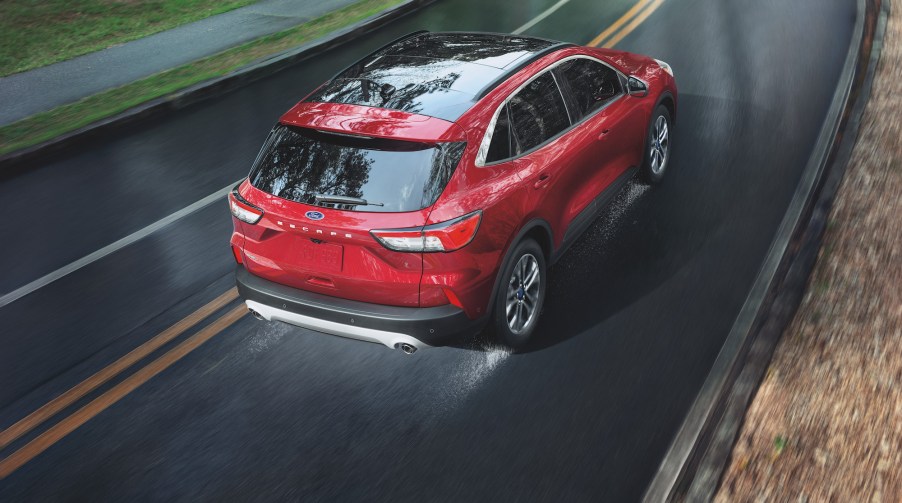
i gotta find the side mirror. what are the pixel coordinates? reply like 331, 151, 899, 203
627, 76, 648, 97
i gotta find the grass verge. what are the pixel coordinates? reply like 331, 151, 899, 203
0, 0, 257, 76
0, 0, 403, 157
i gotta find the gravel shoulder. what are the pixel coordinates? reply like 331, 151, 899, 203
714, 3, 902, 501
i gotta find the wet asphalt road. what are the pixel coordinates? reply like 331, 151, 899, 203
0, 0, 855, 500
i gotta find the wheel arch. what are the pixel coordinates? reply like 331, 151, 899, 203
485, 219, 553, 315
656, 91, 676, 123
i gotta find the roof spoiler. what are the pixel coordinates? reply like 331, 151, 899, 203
279, 102, 467, 143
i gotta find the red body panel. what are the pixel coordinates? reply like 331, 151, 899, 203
232, 43, 677, 321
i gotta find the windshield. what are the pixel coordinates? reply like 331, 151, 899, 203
249, 125, 466, 213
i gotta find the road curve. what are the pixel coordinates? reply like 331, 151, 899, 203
0, 0, 855, 499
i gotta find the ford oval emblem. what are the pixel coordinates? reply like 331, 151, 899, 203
305, 211, 325, 221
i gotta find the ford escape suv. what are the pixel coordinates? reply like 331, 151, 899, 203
230, 31, 677, 352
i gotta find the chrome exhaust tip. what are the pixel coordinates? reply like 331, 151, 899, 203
395, 343, 417, 355
248, 308, 265, 321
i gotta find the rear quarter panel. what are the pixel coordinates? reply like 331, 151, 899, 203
423, 143, 530, 319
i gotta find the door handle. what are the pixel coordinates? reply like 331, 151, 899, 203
534, 173, 551, 189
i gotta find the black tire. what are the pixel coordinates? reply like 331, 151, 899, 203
640, 104, 672, 184
492, 239, 546, 348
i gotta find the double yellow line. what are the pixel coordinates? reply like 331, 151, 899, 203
0, 0, 668, 481
0, 289, 246, 478
588, 0, 666, 48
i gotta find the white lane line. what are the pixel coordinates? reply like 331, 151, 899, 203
0, 181, 239, 309
512, 0, 571, 35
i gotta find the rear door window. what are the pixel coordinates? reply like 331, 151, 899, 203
249, 125, 465, 212
558, 58, 623, 119
508, 72, 571, 154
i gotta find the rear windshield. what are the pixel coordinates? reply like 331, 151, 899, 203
249, 125, 466, 213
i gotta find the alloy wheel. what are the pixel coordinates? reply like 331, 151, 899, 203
506, 253, 541, 334
650, 115, 670, 175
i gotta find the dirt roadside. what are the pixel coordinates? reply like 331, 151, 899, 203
713, 3, 901, 502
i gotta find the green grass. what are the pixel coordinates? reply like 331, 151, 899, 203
0, 0, 258, 77
0, 0, 403, 157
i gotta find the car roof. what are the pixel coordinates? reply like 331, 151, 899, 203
303, 31, 574, 122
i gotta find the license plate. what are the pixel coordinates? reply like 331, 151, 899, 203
300, 242, 343, 272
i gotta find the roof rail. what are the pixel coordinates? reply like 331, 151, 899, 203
323, 30, 429, 82
365, 30, 429, 59
427, 30, 562, 46
474, 42, 575, 100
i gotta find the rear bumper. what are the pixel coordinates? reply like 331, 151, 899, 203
235, 266, 484, 350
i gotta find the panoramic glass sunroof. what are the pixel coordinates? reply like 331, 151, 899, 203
305, 33, 561, 121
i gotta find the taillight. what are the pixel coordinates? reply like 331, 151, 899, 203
229, 187, 263, 224
371, 211, 482, 253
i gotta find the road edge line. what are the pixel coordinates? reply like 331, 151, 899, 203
641, 0, 887, 501
0, 0, 434, 175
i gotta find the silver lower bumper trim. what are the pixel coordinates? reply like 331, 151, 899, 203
245, 300, 431, 350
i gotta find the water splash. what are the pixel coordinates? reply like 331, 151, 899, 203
454, 344, 511, 392
559, 181, 650, 273
597, 181, 650, 241
245, 322, 289, 354
425, 344, 512, 418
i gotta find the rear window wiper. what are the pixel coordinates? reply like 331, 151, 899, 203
314, 194, 384, 207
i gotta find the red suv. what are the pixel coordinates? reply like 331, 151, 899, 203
230, 31, 677, 352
